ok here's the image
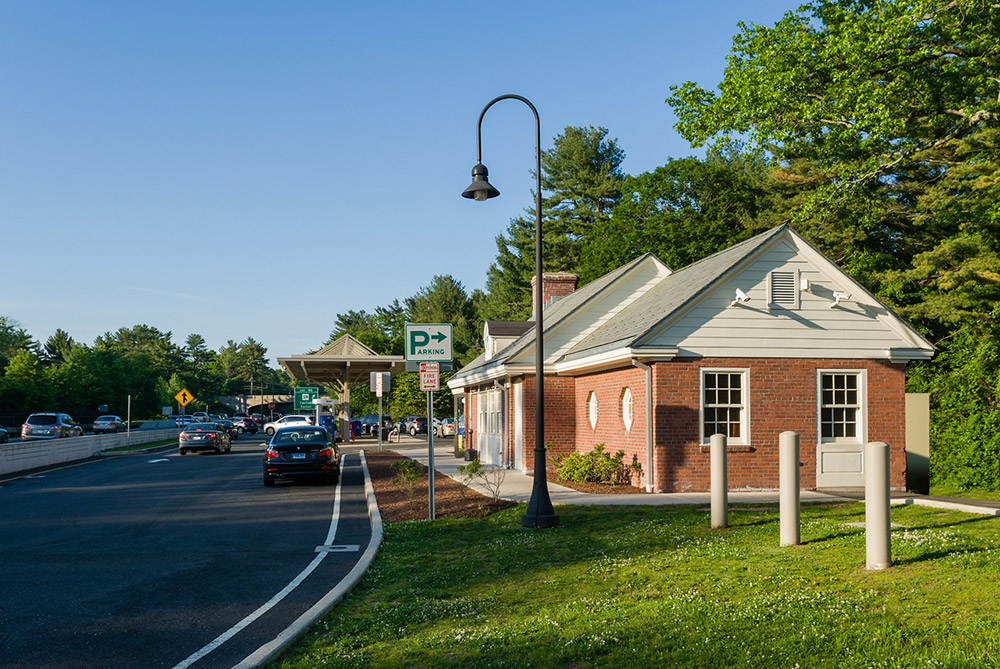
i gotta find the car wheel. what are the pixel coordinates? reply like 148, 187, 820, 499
410, 427, 417, 437
215, 443, 222, 454
179, 448, 187, 455
328, 468, 340, 485
266, 427, 275, 436
263, 473, 275, 487
237, 426, 244, 434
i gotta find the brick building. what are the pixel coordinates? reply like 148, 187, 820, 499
447, 225, 935, 492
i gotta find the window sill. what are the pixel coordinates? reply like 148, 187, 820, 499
699, 444, 755, 454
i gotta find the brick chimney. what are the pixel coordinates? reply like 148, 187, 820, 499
532, 272, 578, 315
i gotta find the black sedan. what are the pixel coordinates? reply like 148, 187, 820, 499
214, 419, 240, 440
263, 426, 340, 487
178, 422, 232, 455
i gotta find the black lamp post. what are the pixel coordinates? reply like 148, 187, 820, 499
462, 94, 559, 529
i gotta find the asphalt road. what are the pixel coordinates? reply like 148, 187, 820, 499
0, 433, 374, 668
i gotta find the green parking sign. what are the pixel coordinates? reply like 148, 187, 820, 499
294, 387, 320, 411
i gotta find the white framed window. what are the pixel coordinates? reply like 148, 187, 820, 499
818, 370, 865, 443
701, 369, 748, 444
769, 269, 799, 309
621, 387, 634, 432
588, 391, 599, 430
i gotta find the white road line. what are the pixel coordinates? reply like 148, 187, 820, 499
171, 454, 346, 669
148, 459, 170, 463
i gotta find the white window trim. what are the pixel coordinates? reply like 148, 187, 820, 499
768, 268, 800, 310
816, 369, 868, 445
699, 368, 750, 445
621, 387, 634, 432
588, 391, 599, 430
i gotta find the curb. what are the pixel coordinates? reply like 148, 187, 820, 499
234, 451, 384, 668
890, 496, 1000, 517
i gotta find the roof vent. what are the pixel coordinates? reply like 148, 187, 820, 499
770, 271, 796, 305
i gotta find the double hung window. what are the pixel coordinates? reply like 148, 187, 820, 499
819, 372, 863, 442
702, 370, 747, 443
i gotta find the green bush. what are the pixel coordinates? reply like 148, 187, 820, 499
555, 444, 640, 486
390, 459, 423, 505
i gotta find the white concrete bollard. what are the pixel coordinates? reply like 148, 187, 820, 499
711, 433, 728, 528
865, 441, 892, 570
779, 431, 800, 546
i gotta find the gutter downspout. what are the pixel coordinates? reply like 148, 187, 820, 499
632, 359, 654, 493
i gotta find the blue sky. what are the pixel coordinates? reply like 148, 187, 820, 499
0, 1, 795, 365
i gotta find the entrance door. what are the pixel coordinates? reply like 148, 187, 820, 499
478, 389, 503, 466
513, 383, 523, 471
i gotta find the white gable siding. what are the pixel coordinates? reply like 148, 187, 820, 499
512, 258, 670, 365
643, 239, 919, 358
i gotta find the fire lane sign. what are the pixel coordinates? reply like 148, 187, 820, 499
404, 324, 453, 362
419, 362, 440, 391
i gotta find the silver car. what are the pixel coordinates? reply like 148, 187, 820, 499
21, 412, 84, 440
92, 415, 127, 434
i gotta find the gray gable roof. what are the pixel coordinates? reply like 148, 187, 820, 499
562, 225, 788, 360
449, 252, 657, 384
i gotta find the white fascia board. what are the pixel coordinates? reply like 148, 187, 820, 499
886, 348, 936, 362
447, 363, 536, 391
553, 347, 678, 375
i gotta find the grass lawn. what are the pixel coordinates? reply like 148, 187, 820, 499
930, 485, 1000, 502
103, 438, 177, 452
273, 502, 1000, 668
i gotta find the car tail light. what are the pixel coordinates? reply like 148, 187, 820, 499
266, 447, 280, 460
318, 447, 333, 457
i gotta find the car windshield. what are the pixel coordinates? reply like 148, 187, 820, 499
96, 416, 115, 421
274, 429, 328, 444
28, 415, 57, 425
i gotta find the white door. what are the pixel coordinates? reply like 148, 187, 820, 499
478, 389, 503, 466
513, 382, 523, 471
815, 370, 866, 488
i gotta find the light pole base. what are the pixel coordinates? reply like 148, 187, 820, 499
521, 511, 560, 528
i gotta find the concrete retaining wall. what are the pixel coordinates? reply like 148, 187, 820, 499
0, 428, 179, 476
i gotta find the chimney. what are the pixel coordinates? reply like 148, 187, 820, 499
531, 272, 578, 315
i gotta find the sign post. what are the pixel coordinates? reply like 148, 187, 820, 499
370, 372, 391, 451
405, 324, 453, 521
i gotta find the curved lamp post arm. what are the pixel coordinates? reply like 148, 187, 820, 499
463, 94, 557, 529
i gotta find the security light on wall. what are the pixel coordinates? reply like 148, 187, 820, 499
730, 288, 751, 306
830, 291, 852, 308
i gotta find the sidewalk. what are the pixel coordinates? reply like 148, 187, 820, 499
382, 438, 1000, 516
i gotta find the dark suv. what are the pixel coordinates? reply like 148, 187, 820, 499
359, 414, 393, 435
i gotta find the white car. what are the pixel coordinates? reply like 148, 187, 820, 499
263, 414, 314, 436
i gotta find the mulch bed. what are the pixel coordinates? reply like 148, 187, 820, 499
548, 477, 645, 494
365, 450, 516, 522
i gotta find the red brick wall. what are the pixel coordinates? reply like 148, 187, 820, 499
651, 357, 906, 492
519, 374, 576, 472
572, 367, 650, 488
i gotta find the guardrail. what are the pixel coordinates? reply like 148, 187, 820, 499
0, 428, 179, 476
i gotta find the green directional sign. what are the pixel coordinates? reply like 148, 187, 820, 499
294, 386, 320, 411
405, 323, 453, 362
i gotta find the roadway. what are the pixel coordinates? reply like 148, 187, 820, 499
0, 433, 375, 668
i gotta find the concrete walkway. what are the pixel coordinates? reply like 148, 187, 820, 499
377, 437, 1000, 516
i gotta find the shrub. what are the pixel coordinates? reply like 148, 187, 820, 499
457, 458, 507, 501
390, 459, 423, 506
555, 444, 640, 486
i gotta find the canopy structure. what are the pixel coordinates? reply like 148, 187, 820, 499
278, 334, 403, 415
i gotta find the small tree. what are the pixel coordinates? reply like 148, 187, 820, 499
457, 459, 507, 501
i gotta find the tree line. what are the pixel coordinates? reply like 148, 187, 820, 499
339, 0, 1000, 490
0, 319, 286, 424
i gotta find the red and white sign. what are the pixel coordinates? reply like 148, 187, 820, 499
375, 372, 384, 397
419, 362, 440, 391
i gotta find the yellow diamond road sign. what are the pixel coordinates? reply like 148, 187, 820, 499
175, 389, 194, 407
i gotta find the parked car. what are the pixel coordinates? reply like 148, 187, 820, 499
21, 412, 83, 440
233, 417, 258, 434
92, 415, 127, 434
178, 422, 231, 455
263, 425, 340, 486
401, 416, 427, 436
175, 415, 194, 428
359, 414, 393, 435
0, 426, 8, 443
433, 417, 455, 438
251, 413, 264, 425
263, 414, 314, 436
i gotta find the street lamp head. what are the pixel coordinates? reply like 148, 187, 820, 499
462, 162, 500, 201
